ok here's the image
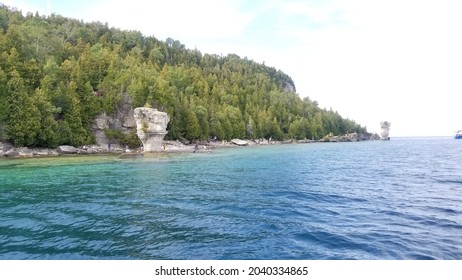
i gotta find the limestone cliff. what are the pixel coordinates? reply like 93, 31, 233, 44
91, 93, 136, 146
133, 108, 170, 152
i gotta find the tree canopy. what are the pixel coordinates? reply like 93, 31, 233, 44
0, 5, 368, 147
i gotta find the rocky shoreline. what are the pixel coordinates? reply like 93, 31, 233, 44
0, 104, 383, 159
0, 133, 378, 159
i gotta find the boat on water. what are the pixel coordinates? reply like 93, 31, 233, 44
455, 130, 462, 139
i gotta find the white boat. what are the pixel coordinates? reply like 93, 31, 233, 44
455, 130, 462, 139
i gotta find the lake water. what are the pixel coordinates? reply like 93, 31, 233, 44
1, 138, 461, 260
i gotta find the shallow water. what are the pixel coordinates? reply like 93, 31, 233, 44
1, 138, 461, 259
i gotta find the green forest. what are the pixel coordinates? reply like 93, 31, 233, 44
0, 5, 368, 148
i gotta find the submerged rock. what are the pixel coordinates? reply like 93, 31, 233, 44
119, 153, 144, 159
133, 108, 169, 152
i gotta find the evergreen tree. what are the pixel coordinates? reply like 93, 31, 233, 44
193, 105, 209, 140
0, 66, 7, 140
184, 110, 201, 141
34, 88, 59, 147
6, 70, 41, 146
0, 5, 369, 147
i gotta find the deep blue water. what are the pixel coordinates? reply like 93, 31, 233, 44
1, 137, 461, 259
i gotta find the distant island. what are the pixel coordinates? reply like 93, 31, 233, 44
0, 4, 371, 153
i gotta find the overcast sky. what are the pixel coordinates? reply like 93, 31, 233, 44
5, 0, 462, 136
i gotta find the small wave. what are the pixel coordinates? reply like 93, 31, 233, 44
2, 139, 462, 259
425, 206, 462, 216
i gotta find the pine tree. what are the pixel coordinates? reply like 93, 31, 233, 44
34, 88, 59, 147
6, 70, 41, 146
185, 110, 201, 141
0, 67, 7, 140
0, 5, 369, 147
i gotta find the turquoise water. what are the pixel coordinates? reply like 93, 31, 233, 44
1, 138, 462, 259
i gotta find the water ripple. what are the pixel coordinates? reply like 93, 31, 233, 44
1, 138, 462, 259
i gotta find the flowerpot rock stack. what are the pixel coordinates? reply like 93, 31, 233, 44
134, 108, 170, 152
380, 121, 391, 140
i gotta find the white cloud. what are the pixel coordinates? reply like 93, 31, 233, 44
78, 0, 254, 42
3, 0, 47, 15
266, 0, 462, 136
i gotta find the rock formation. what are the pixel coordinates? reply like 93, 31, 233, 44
133, 108, 170, 152
231, 139, 249, 146
57, 145, 79, 154
91, 93, 136, 146
380, 121, 391, 140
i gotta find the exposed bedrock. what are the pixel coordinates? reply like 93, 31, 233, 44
133, 108, 170, 152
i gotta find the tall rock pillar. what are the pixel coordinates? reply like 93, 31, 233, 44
134, 108, 170, 152
380, 121, 391, 140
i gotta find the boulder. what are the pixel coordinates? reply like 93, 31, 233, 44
231, 139, 248, 146
133, 108, 170, 152
2, 142, 15, 157
2, 142, 13, 152
18, 148, 34, 157
58, 145, 79, 154
4, 149, 19, 157
33, 149, 54, 156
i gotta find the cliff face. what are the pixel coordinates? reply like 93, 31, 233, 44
91, 93, 136, 146
133, 108, 170, 152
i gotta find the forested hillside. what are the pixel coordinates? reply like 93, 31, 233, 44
0, 5, 367, 148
